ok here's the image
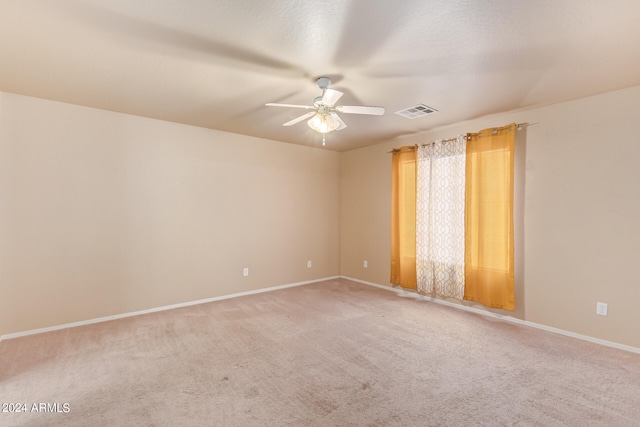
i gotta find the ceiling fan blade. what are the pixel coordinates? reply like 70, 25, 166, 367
321, 89, 343, 107
336, 105, 385, 115
333, 113, 348, 131
283, 112, 316, 126
62, 3, 306, 78
266, 103, 315, 110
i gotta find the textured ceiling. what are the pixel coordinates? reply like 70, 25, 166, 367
1, 0, 640, 151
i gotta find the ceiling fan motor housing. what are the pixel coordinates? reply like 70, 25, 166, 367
316, 76, 331, 90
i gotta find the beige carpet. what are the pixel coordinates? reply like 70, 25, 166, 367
1, 278, 639, 426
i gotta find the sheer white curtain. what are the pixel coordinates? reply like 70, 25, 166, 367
416, 137, 466, 298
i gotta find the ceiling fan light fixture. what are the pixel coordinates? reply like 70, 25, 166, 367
307, 113, 339, 133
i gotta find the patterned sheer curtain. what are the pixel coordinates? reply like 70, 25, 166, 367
416, 137, 466, 298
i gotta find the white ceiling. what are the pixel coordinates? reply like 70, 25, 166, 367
2, 0, 640, 151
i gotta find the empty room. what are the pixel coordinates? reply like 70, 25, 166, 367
1, 1, 640, 426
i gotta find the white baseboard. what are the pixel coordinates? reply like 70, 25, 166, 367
5, 274, 639, 356
0, 276, 341, 342
341, 276, 640, 355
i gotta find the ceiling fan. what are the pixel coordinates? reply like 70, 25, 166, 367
266, 77, 385, 135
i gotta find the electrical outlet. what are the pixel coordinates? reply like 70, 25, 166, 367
243, 267, 249, 277
307, 260, 312, 268
596, 302, 608, 316
363, 260, 368, 268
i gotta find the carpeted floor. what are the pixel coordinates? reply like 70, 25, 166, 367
1, 278, 639, 426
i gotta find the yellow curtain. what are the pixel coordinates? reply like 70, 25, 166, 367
390, 146, 417, 289
464, 124, 515, 310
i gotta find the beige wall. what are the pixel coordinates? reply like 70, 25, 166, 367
0, 93, 340, 335
2, 85, 640, 350
340, 85, 640, 349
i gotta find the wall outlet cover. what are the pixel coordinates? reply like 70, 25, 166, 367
596, 302, 608, 316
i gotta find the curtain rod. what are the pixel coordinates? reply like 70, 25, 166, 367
467, 122, 531, 138
389, 122, 533, 153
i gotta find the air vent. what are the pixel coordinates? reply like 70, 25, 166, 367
395, 104, 438, 119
